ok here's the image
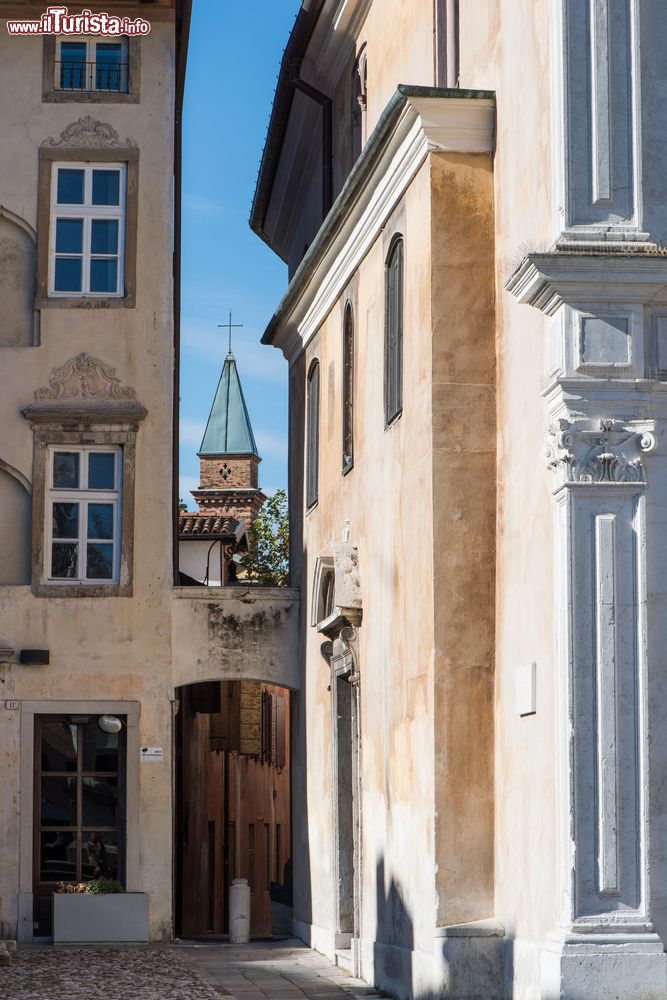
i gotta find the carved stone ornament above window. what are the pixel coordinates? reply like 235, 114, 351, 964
22, 353, 147, 428
44, 116, 137, 150
544, 418, 656, 486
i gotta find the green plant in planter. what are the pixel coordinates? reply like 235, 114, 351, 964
88, 877, 125, 895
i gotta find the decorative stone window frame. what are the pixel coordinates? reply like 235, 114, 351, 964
311, 556, 335, 627
42, 36, 142, 104
23, 353, 147, 598
17, 699, 141, 943
36, 117, 139, 309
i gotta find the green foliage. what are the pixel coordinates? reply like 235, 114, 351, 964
242, 489, 289, 586
87, 877, 125, 895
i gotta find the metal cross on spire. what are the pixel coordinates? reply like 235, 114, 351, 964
218, 310, 243, 355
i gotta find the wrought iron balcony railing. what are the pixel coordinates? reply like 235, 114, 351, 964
56, 61, 129, 94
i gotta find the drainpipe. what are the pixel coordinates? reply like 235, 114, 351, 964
445, 0, 459, 88
291, 76, 333, 220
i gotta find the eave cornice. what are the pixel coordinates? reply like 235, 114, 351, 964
506, 251, 667, 315
262, 85, 495, 361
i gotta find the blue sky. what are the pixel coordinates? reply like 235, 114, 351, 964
179, 0, 301, 507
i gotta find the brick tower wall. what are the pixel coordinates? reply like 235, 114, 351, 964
199, 455, 259, 490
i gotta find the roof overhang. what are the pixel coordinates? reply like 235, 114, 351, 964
261, 85, 495, 361
250, 0, 377, 248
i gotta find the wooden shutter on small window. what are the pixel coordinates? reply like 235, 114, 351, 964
239, 681, 262, 757
209, 681, 240, 751
270, 694, 278, 766
276, 696, 286, 769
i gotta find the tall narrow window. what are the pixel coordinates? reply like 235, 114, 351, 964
47, 446, 121, 584
49, 163, 126, 297
56, 37, 130, 93
385, 237, 404, 426
306, 361, 320, 508
342, 303, 354, 473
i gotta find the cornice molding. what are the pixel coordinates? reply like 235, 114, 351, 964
544, 417, 656, 487
506, 252, 667, 315
262, 86, 495, 361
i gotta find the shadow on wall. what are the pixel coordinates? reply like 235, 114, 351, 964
0, 465, 31, 584
374, 858, 518, 1000
374, 858, 414, 1000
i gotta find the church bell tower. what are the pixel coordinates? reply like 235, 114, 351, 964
191, 351, 266, 527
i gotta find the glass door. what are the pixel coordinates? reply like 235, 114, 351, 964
33, 715, 126, 936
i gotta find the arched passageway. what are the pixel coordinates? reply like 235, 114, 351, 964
175, 678, 294, 940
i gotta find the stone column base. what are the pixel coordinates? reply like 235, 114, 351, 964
541, 930, 667, 1000
433, 919, 505, 999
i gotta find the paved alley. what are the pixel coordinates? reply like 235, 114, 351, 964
0, 939, 385, 1000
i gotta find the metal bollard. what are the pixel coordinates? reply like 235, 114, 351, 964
229, 878, 250, 943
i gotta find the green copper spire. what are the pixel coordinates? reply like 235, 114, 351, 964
198, 352, 260, 457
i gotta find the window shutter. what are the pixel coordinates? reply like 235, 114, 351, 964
271, 694, 278, 766
209, 681, 240, 751
276, 696, 286, 769
239, 681, 262, 757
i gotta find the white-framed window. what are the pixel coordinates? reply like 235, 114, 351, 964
46, 446, 122, 584
56, 37, 129, 93
49, 163, 126, 297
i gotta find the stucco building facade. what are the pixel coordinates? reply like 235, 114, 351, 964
0, 0, 299, 948
251, 1, 667, 998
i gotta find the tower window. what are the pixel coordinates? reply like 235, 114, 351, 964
352, 47, 368, 161
385, 236, 404, 426
342, 303, 354, 474
306, 360, 320, 508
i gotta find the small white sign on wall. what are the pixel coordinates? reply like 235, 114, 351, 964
516, 662, 537, 717
4, 700, 19, 711
140, 746, 163, 763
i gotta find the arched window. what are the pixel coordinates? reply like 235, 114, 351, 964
385, 237, 404, 426
342, 303, 354, 474
352, 47, 367, 161
306, 360, 320, 508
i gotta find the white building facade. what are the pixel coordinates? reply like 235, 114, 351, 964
252, 1, 667, 997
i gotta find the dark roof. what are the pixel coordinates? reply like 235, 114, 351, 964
199, 352, 259, 457
178, 513, 243, 540
249, 0, 326, 247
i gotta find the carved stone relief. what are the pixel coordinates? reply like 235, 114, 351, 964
544, 417, 656, 485
34, 353, 137, 402
44, 116, 137, 150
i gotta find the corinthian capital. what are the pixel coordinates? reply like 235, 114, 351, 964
544, 418, 656, 486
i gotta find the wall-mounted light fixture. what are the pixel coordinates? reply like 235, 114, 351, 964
19, 649, 49, 666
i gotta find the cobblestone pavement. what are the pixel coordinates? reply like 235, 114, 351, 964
0, 940, 386, 1000
0, 945, 221, 1000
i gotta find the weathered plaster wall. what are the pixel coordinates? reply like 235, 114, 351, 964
430, 152, 496, 929
357, 0, 434, 137
172, 588, 301, 692
288, 158, 449, 993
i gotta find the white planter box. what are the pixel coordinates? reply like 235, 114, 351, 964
53, 892, 149, 944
